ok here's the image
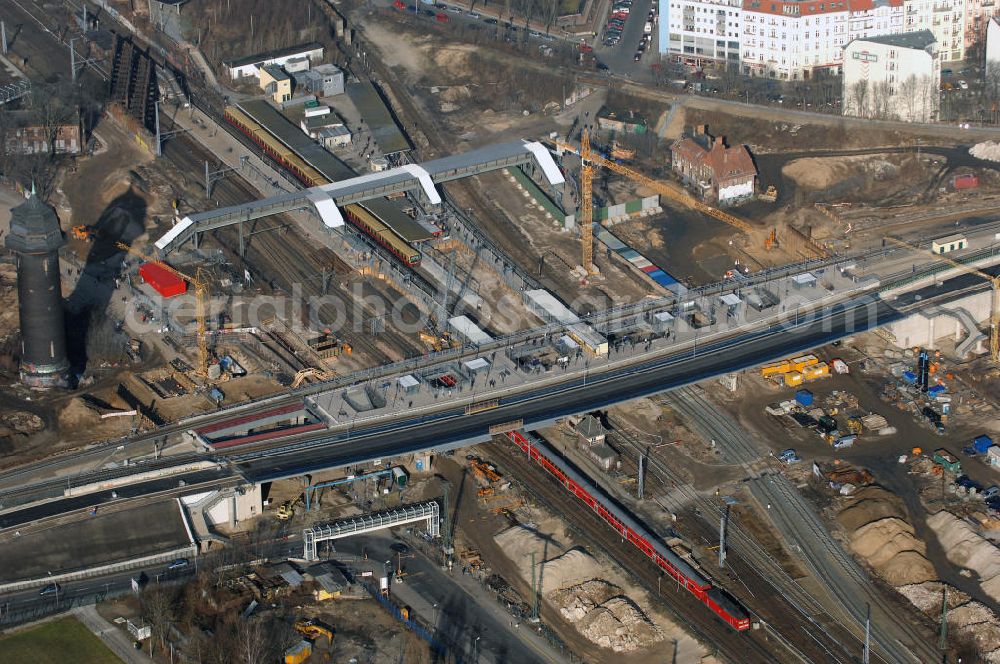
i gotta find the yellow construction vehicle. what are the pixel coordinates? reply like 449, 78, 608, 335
116, 242, 211, 375
764, 228, 778, 250
477, 487, 495, 498
275, 496, 303, 521
419, 329, 453, 352
553, 130, 758, 276
885, 236, 999, 364
760, 186, 778, 203
294, 619, 334, 644
847, 418, 864, 435
71, 225, 97, 241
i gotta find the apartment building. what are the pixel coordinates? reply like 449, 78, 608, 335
661, 0, 744, 67
964, 0, 997, 50
662, 0, 968, 80
842, 30, 940, 121
903, 0, 966, 61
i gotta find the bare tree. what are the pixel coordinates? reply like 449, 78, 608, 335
848, 79, 870, 118
142, 587, 177, 654
870, 80, 895, 120
236, 617, 268, 664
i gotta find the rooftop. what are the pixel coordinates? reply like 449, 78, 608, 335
346, 81, 411, 155
224, 42, 324, 69
5, 193, 65, 253
261, 64, 290, 82
851, 29, 936, 51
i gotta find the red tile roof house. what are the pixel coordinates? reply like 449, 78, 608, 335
670, 130, 757, 207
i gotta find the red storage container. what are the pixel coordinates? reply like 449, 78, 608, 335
953, 174, 979, 190
139, 262, 186, 298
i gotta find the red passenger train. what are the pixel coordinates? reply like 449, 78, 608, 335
504, 429, 751, 631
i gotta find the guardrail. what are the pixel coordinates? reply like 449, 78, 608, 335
0, 544, 197, 594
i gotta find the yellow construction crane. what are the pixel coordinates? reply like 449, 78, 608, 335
554, 131, 754, 277
116, 242, 211, 374
885, 236, 999, 363
580, 128, 596, 274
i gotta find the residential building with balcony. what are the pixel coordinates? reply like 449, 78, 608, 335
660, 0, 744, 66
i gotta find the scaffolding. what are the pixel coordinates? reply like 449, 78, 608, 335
302, 501, 440, 561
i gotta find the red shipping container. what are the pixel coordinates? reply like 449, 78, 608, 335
953, 174, 979, 190
139, 262, 187, 298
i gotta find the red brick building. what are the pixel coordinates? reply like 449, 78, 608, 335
670, 131, 756, 207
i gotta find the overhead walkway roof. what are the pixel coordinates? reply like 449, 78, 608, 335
156, 139, 564, 254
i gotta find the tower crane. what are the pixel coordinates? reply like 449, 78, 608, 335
115, 242, 211, 374
885, 236, 999, 363
553, 131, 756, 277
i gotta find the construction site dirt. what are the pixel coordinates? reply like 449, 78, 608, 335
474, 437, 867, 664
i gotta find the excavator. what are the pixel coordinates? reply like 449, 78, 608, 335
293, 619, 334, 644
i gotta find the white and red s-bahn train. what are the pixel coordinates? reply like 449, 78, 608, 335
504, 429, 751, 631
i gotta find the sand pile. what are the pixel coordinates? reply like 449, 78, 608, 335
971, 142, 1000, 163
550, 580, 664, 652
849, 518, 935, 585
927, 511, 1000, 602
836, 487, 935, 585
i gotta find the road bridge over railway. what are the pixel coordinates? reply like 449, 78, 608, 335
154, 139, 564, 254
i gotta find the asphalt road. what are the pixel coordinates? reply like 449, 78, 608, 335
332, 535, 561, 664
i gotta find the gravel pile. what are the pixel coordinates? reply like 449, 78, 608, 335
927, 511, 1000, 602
970, 142, 1000, 162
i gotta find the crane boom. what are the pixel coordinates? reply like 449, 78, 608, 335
552, 136, 754, 237
580, 128, 595, 274
116, 242, 211, 374
885, 236, 999, 363
588, 153, 754, 234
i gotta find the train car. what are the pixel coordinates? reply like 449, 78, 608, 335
223, 106, 422, 267
504, 429, 751, 631
344, 203, 421, 267
224, 106, 326, 188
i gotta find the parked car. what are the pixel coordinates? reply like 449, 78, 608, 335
958, 80, 969, 90
167, 558, 189, 570
39, 583, 61, 597
484, 17, 498, 24
466, 11, 481, 19
962, 446, 978, 457
984, 486, 1000, 500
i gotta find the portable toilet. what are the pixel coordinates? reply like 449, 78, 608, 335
795, 389, 814, 407
974, 435, 994, 455
391, 467, 409, 488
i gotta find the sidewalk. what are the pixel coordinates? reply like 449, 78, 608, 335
72, 605, 153, 664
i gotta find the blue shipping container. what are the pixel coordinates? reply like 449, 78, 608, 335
928, 384, 947, 397
902, 371, 917, 383
795, 390, 814, 407
975, 435, 995, 454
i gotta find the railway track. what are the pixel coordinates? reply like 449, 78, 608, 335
607, 420, 863, 663
485, 437, 789, 664
663, 386, 940, 663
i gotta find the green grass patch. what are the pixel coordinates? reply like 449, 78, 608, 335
559, 0, 585, 15
0, 617, 122, 664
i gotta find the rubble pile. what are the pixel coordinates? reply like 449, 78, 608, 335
551, 580, 664, 652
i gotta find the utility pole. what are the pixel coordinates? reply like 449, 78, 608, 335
719, 501, 730, 568
637, 449, 645, 500
530, 551, 540, 622
939, 586, 949, 652
441, 479, 454, 565
863, 603, 871, 664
